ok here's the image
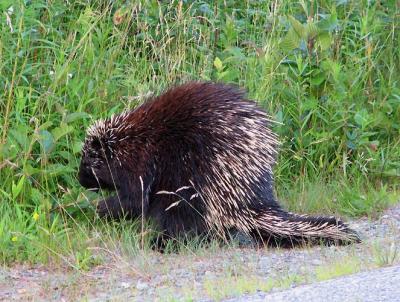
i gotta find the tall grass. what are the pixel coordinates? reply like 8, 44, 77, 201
0, 0, 399, 265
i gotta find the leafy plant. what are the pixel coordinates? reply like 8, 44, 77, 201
0, 0, 399, 265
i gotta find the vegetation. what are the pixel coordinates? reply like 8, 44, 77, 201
203, 273, 305, 301
0, 0, 399, 265
315, 257, 361, 281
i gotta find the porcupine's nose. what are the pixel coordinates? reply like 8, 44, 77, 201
78, 160, 98, 190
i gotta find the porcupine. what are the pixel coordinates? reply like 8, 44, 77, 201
78, 82, 360, 247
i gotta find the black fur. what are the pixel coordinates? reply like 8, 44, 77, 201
78, 82, 360, 247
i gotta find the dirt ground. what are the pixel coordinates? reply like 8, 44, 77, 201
1, 203, 399, 302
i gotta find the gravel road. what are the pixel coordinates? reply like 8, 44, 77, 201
226, 265, 400, 302
1, 202, 399, 301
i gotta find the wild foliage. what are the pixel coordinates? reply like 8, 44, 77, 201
0, 0, 399, 264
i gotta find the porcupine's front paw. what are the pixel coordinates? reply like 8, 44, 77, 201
96, 199, 110, 218
96, 196, 124, 219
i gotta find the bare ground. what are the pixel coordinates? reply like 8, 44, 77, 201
227, 265, 400, 302
1, 203, 400, 302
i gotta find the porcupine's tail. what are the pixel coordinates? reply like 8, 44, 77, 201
250, 208, 361, 247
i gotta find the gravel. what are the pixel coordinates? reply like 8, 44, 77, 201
226, 265, 400, 302
1, 203, 399, 301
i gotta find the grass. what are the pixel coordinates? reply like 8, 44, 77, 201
371, 239, 399, 267
3, 238, 399, 301
199, 238, 400, 301
278, 176, 399, 218
203, 273, 305, 301
315, 257, 361, 281
0, 0, 399, 267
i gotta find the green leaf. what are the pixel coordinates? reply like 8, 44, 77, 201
275, 109, 284, 124
72, 141, 83, 154
59, 151, 74, 162
14, 87, 26, 115
52, 124, 74, 142
0, 189, 12, 201
225, 47, 246, 61
381, 169, 400, 177
64, 112, 90, 124
12, 176, 26, 199
216, 69, 238, 82
213, 57, 223, 71
318, 13, 338, 32
23, 164, 41, 176
43, 164, 75, 176
30, 188, 45, 205
9, 126, 31, 152
39, 121, 53, 130
288, 16, 306, 38
346, 140, 357, 150
317, 32, 332, 50
303, 97, 318, 110
310, 71, 326, 86
321, 59, 341, 82
354, 109, 371, 129
38, 130, 55, 154
280, 28, 301, 52
0, 0, 13, 10
306, 22, 318, 39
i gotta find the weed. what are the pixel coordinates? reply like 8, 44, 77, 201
203, 272, 305, 301
315, 257, 361, 281
0, 0, 398, 265
372, 240, 399, 267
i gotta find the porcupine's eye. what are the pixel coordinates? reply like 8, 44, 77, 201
79, 153, 100, 189
92, 138, 102, 149
82, 138, 104, 167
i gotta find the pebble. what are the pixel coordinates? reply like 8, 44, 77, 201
204, 270, 213, 277
120, 282, 131, 289
311, 259, 323, 266
136, 280, 149, 291
2, 204, 400, 301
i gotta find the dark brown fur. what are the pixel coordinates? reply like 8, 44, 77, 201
78, 82, 361, 247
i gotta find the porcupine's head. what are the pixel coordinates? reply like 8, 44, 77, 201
78, 113, 130, 191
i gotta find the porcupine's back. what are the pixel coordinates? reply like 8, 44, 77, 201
132, 82, 360, 244
135, 83, 279, 230
82, 82, 360, 245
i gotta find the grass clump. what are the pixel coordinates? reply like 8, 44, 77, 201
278, 176, 399, 217
0, 0, 399, 265
203, 273, 305, 301
315, 257, 361, 281
371, 240, 399, 267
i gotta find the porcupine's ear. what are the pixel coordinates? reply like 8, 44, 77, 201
89, 135, 114, 161
85, 118, 119, 161
90, 136, 102, 151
